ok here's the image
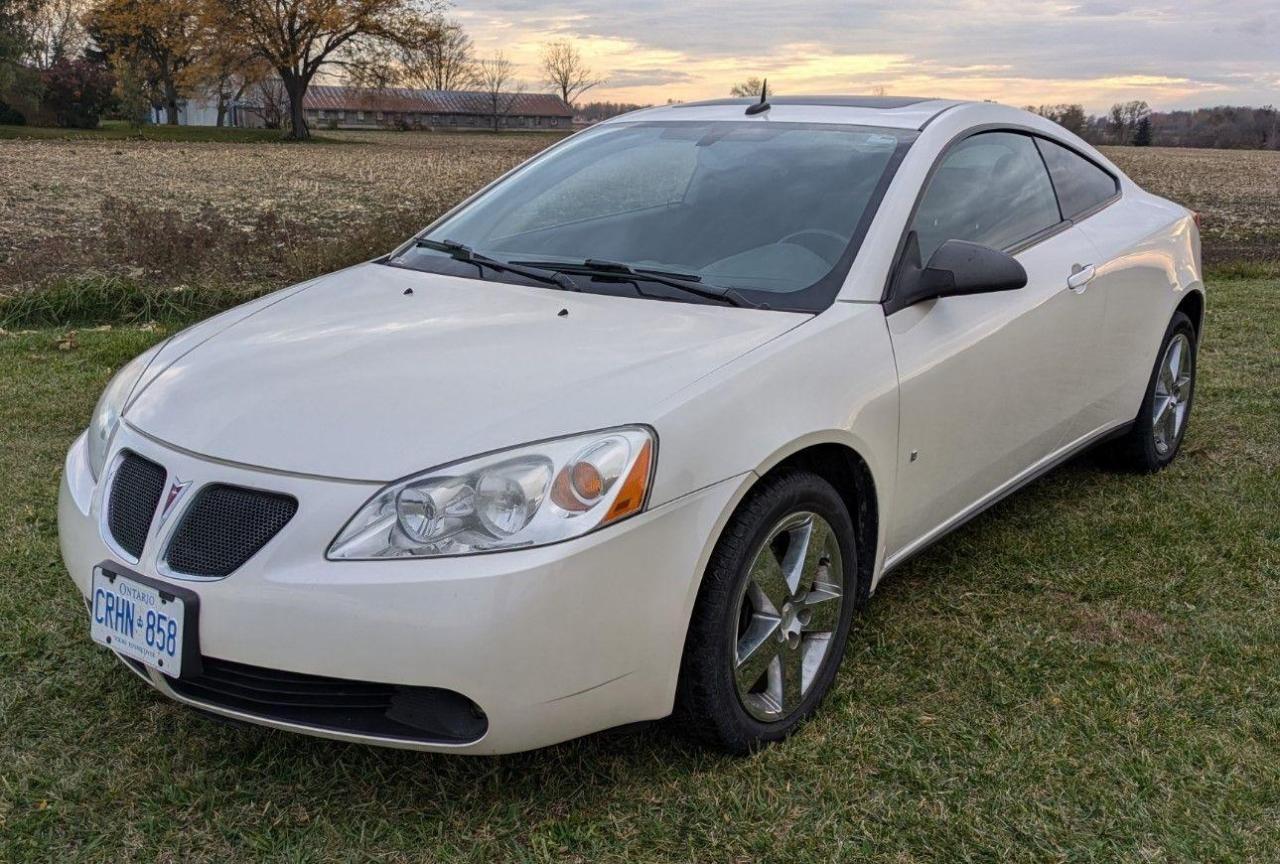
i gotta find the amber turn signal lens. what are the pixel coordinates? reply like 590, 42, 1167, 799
603, 439, 652, 524
571, 462, 604, 500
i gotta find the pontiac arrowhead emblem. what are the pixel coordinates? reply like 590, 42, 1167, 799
160, 478, 191, 524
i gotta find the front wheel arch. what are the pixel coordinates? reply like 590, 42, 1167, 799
758, 442, 878, 608
674, 468, 861, 751
1176, 288, 1205, 338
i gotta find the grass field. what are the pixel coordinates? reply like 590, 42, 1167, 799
0, 130, 555, 313
1, 127, 1279, 861
1, 276, 1276, 861
2, 132, 1277, 329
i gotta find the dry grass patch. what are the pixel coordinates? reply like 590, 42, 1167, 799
1102, 145, 1280, 266
0, 132, 557, 282
1, 133, 1277, 326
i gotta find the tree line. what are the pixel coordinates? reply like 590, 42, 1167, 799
1027, 100, 1280, 150
726, 80, 1280, 152
0, 0, 605, 138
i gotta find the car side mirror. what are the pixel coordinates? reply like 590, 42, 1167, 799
888, 234, 1028, 313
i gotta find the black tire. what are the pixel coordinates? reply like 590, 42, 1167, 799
1106, 310, 1197, 473
675, 469, 859, 754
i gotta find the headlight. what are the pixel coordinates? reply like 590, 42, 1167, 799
86, 344, 164, 481
328, 427, 656, 559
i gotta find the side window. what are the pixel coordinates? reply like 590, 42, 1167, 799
1035, 137, 1119, 220
911, 132, 1062, 261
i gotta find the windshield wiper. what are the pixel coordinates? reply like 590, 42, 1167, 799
509, 258, 760, 309
411, 238, 579, 292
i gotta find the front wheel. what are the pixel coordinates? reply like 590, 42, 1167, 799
1106, 310, 1197, 473
676, 470, 858, 754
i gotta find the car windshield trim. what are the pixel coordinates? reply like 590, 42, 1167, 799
390, 121, 919, 314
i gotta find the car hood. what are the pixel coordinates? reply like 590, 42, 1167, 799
125, 263, 806, 480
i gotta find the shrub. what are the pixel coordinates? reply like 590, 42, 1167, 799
0, 99, 24, 125
40, 59, 115, 129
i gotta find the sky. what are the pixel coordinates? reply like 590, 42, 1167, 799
451, 0, 1279, 113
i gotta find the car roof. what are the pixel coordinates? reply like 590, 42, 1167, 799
601, 96, 966, 131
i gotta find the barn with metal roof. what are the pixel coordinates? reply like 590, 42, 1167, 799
301, 85, 573, 131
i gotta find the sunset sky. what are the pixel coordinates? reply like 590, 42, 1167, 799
451, 0, 1279, 112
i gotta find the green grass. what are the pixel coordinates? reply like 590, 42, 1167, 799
0, 121, 334, 144
0, 273, 275, 330
1, 278, 1278, 862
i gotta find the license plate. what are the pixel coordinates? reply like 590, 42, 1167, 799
90, 568, 192, 677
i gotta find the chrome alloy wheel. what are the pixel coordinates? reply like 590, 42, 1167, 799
1152, 332, 1193, 455
732, 512, 844, 722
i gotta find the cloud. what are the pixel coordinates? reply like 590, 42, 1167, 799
455, 0, 1279, 111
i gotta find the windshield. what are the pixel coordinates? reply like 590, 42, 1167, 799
392, 120, 914, 312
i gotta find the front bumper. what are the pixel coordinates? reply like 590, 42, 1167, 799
58, 424, 748, 754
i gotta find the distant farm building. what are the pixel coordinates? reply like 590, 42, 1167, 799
163, 84, 574, 131
301, 86, 573, 131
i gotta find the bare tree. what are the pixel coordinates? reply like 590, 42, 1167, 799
399, 14, 474, 91
540, 38, 601, 107
27, 0, 86, 68
249, 75, 287, 128
477, 51, 520, 132
1108, 99, 1150, 145
729, 77, 768, 98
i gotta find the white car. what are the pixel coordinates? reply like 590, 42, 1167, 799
58, 96, 1203, 755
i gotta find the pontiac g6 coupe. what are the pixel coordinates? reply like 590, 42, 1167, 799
59, 96, 1203, 754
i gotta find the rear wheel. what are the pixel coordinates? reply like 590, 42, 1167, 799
676, 470, 858, 754
1106, 310, 1197, 472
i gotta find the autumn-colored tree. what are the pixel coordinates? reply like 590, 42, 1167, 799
397, 14, 474, 91
1028, 103, 1088, 138
540, 39, 600, 108
188, 26, 266, 126
87, 0, 202, 124
110, 51, 152, 127
205, 0, 444, 140
40, 54, 113, 126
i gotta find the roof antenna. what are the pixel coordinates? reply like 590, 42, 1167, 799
745, 79, 770, 115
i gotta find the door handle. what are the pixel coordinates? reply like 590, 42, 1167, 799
1067, 264, 1096, 292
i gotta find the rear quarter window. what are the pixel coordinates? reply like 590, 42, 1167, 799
1035, 137, 1119, 220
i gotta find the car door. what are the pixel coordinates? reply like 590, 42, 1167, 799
883, 130, 1104, 563
1033, 136, 1125, 435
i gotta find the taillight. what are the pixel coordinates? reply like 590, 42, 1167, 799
1192, 210, 1202, 230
